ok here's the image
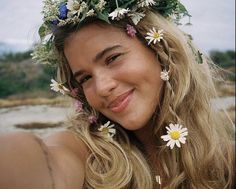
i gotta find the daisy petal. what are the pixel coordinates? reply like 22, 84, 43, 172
175, 140, 181, 148
166, 140, 173, 147
179, 137, 186, 144
161, 135, 171, 141
170, 141, 175, 149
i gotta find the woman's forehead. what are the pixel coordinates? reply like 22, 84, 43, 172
64, 23, 133, 55
68, 23, 124, 43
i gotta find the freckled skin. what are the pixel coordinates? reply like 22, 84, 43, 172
64, 23, 163, 131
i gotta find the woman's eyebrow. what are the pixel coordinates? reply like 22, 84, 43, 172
93, 45, 122, 62
73, 70, 84, 79
73, 45, 122, 79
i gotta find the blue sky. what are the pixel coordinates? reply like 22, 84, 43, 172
0, 0, 235, 53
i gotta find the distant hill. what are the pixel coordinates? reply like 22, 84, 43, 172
0, 52, 57, 98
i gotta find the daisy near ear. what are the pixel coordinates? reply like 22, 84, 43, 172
50, 79, 69, 95
161, 123, 188, 149
145, 28, 164, 45
98, 121, 116, 138
160, 69, 170, 81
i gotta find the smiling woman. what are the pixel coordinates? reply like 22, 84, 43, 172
63, 23, 163, 130
0, 0, 235, 189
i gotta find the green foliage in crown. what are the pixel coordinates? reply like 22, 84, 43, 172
32, 0, 190, 65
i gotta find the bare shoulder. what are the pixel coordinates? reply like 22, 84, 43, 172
0, 132, 55, 189
0, 131, 87, 189
43, 130, 89, 163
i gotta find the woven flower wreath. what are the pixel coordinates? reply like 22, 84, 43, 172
31, 0, 190, 65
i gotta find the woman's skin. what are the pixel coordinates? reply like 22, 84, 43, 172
0, 23, 164, 189
65, 23, 163, 140
0, 131, 87, 189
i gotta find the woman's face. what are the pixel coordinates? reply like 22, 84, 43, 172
64, 23, 163, 130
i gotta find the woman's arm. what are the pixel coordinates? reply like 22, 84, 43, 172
0, 131, 87, 189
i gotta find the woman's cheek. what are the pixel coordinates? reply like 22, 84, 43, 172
83, 87, 97, 107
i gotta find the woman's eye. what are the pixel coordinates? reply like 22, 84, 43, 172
79, 75, 92, 85
106, 53, 122, 65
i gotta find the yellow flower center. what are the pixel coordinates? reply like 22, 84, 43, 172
101, 127, 109, 134
58, 84, 64, 89
170, 131, 180, 140
73, 4, 80, 10
153, 32, 160, 39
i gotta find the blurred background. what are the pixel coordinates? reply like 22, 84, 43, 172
0, 0, 235, 136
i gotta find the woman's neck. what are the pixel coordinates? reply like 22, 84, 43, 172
133, 123, 157, 153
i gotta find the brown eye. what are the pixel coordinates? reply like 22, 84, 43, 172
106, 53, 122, 65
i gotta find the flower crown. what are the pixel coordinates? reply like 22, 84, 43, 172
31, 0, 190, 65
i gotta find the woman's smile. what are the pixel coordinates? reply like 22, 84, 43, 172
107, 89, 134, 113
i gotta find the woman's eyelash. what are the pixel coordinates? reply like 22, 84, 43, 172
79, 75, 92, 84
106, 53, 123, 64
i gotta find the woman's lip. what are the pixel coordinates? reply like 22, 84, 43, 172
108, 89, 134, 113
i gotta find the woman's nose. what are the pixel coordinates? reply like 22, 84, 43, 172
94, 74, 117, 97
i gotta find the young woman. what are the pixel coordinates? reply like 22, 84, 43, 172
0, 0, 234, 189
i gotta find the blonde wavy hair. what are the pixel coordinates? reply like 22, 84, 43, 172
53, 11, 235, 189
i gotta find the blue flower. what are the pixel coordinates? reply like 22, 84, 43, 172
59, 3, 68, 19
51, 20, 59, 25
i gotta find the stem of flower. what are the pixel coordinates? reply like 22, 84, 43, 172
115, 0, 119, 8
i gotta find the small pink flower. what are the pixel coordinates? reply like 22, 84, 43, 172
75, 100, 83, 112
126, 24, 137, 37
88, 115, 97, 124
71, 88, 79, 97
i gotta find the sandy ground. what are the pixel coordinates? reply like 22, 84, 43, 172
211, 96, 235, 110
0, 96, 235, 137
0, 105, 70, 137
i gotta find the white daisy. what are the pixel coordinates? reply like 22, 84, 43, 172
80, 1, 88, 11
67, 0, 81, 15
50, 79, 69, 95
138, 0, 156, 8
98, 121, 116, 138
161, 123, 188, 149
95, 0, 107, 11
145, 28, 164, 45
86, 9, 95, 17
129, 12, 146, 25
109, 8, 129, 20
160, 69, 170, 81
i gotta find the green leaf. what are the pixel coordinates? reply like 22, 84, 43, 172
97, 12, 110, 23
178, 3, 191, 17
120, 0, 136, 8
38, 24, 47, 40
196, 51, 203, 64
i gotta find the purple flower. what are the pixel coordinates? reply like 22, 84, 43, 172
88, 115, 97, 124
59, 3, 68, 20
71, 88, 79, 97
75, 100, 83, 112
126, 24, 137, 37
